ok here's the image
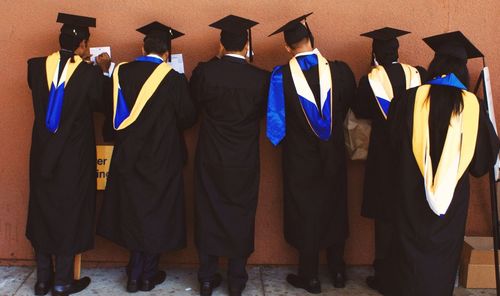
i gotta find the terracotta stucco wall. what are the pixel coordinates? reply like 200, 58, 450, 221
1, 0, 499, 266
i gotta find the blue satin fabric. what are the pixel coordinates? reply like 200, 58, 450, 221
376, 97, 391, 117
135, 56, 163, 64
45, 82, 65, 133
266, 54, 330, 145
266, 65, 286, 146
427, 73, 467, 90
114, 88, 130, 129
299, 89, 332, 140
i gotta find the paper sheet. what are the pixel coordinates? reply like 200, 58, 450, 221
168, 53, 185, 74
90, 47, 115, 77
90, 46, 111, 63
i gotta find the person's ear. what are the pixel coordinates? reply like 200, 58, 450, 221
79, 39, 87, 50
217, 43, 225, 58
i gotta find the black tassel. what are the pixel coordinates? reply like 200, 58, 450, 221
249, 28, 253, 62
168, 38, 172, 62
304, 20, 314, 48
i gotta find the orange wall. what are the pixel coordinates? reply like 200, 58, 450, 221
1, 0, 499, 266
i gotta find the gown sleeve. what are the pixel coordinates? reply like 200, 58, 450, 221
469, 102, 500, 177
88, 65, 106, 113
351, 75, 375, 119
189, 63, 205, 118
172, 73, 197, 130
335, 61, 357, 119
258, 71, 271, 119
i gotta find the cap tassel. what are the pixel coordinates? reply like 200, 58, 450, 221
304, 19, 314, 48
249, 28, 253, 62
168, 39, 172, 62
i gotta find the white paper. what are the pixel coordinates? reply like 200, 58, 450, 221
168, 53, 185, 74
90, 46, 111, 63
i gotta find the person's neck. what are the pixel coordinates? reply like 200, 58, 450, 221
225, 51, 246, 58
60, 48, 75, 55
293, 46, 314, 56
147, 53, 165, 61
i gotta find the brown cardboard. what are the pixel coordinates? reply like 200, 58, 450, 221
460, 236, 500, 288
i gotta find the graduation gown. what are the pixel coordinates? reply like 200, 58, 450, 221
190, 55, 269, 258
387, 87, 500, 296
352, 63, 426, 221
97, 59, 196, 253
276, 57, 356, 252
26, 54, 104, 255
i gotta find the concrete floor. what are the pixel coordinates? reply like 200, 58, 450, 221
0, 265, 495, 296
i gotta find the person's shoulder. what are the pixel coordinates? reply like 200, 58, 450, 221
78, 60, 96, 71
27, 56, 46, 68
168, 68, 186, 80
245, 63, 271, 78
330, 59, 352, 71
329, 59, 355, 81
358, 74, 369, 85
192, 58, 221, 74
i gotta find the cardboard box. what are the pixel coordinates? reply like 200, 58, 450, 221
460, 236, 500, 288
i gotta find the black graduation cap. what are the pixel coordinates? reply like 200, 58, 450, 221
361, 27, 410, 41
209, 15, 259, 62
57, 12, 96, 40
269, 12, 314, 47
137, 21, 184, 61
423, 31, 483, 60
361, 27, 410, 60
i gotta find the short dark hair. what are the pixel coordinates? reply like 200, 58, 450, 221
287, 36, 309, 50
220, 31, 247, 52
143, 36, 169, 55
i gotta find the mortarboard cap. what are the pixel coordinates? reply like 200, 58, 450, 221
423, 31, 483, 60
269, 12, 314, 47
361, 27, 410, 59
360, 27, 410, 41
137, 21, 184, 43
57, 12, 96, 39
209, 15, 258, 61
137, 21, 184, 61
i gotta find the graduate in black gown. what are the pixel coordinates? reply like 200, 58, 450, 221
267, 13, 356, 294
190, 15, 269, 296
387, 31, 500, 296
26, 12, 109, 296
97, 21, 196, 293
351, 27, 426, 293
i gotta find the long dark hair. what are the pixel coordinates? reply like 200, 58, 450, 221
426, 54, 469, 170
427, 54, 469, 115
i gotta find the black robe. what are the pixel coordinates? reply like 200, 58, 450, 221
387, 87, 499, 296
279, 58, 356, 252
26, 55, 104, 255
190, 56, 269, 258
352, 63, 426, 221
97, 60, 196, 254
